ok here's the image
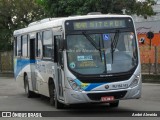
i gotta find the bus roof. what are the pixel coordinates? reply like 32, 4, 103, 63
13, 14, 132, 36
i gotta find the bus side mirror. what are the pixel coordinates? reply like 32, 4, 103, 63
59, 38, 64, 51
58, 38, 65, 67
54, 38, 65, 63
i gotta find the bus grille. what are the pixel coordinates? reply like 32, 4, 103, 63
77, 74, 132, 83
87, 91, 127, 101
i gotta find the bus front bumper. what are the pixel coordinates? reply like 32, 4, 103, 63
63, 84, 141, 105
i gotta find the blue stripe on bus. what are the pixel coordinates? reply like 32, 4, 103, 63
74, 79, 107, 91
84, 83, 105, 91
14, 58, 36, 78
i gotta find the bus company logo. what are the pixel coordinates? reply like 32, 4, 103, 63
2, 112, 11, 117
104, 85, 109, 89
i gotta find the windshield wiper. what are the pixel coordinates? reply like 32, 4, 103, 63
82, 31, 103, 62
111, 30, 120, 63
98, 36, 103, 62
82, 31, 100, 50
82, 32, 107, 72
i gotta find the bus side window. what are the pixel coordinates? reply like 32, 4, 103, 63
22, 35, 28, 57
14, 37, 17, 56
42, 30, 52, 58
27, 35, 30, 57
36, 32, 42, 58
17, 36, 22, 56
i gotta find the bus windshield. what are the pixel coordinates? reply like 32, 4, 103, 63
66, 30, 138, 75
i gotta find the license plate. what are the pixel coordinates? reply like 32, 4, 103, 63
101, 96, 114, 102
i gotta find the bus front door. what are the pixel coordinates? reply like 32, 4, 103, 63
30, 38, 37, 91
54, 35, 64, 101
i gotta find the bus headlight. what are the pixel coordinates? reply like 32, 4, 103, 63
129, 75, 140, 88
67, 78, 83, 92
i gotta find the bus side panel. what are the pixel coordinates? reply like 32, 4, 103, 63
14, 58, 32, 89
14, 57, 23, 87
36, 60, 54, 97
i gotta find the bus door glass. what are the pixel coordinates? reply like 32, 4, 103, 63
29, 34, 37, 91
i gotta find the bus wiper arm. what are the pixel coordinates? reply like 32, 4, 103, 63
82, 31, 100, 50
82, 32, 104, 63
111, 30, 120, 63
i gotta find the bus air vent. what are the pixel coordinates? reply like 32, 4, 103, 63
87, 12, 102, 15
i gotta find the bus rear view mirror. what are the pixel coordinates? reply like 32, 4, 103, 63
54, 38, 64, 63
59, 38, 64, 51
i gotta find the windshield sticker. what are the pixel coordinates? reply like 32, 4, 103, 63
103, 34, 110, 41
77, 55, 93, 61
70, 62, 76, 69
79, 61, 96, 67
106, 64, 112, 71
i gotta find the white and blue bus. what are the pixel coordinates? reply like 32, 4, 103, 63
13, 13, 142, 109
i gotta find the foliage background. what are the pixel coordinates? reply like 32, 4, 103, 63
0, 0, 156, 51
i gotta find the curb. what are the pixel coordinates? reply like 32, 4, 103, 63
142, 74, 160, 84
0, 73, 14, 77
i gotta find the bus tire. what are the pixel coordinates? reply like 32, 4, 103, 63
24, 75, 34, 98
49, 82, 55, 106
109, 100, 119, 107
49, 82, 64, 109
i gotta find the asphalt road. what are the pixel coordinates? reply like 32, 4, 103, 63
0, 77, 160, 120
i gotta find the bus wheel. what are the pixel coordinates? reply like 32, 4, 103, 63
109, 100, 119, 107
49, 82, 64, 109
24, 75, 34, 98
49, 82, 55, 106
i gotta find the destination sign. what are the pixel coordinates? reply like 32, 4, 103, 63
73, 20, 126, 30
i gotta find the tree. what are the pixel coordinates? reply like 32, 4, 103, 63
0, 0, 46, 51
36, 0, 156, 17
